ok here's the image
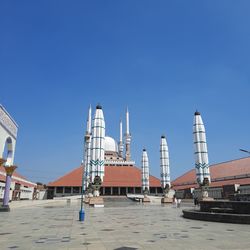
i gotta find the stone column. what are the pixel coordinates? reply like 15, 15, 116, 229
3, 175, 12, 206
2, 163, 17, 208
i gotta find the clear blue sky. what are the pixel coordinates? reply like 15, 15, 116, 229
1, 1, 250, 184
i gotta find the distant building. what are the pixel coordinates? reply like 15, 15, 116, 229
0, 167, 36, 200
47, 164, 161, 198
172, 157, 250, 199
47, 135, 161, 198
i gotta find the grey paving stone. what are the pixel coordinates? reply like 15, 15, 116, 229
0, 199, 249, 250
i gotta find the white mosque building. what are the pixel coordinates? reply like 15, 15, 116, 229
48, 106, 161, 198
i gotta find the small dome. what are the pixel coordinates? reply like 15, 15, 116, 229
104, 136, 118, 152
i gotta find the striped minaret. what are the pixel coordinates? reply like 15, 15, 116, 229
90, 105, 106, 183
118, 119, 124, 157
83, 105, 92, 192
125, 107, 131, 161
193, 111, 210, 185
141, 149, 150, 192
160, 135, 170, 189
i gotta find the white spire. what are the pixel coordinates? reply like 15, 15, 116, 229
118, 119, 124, 157
125, 107, 132, 161
126, 107, 129, 135
120, 119, 123, 142
83, 105, 92, 192
87, 105, 92, 134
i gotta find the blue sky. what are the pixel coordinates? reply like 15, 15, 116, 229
1, 1, 250, 184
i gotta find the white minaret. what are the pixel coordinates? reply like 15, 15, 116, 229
193, 111, 210, 185
118, 119, 124, 157
83, 105, 92, 192
160, 135, 170, 190
125, 107, 131, 161
141, 149, 150, 193
90, 105, 106, 185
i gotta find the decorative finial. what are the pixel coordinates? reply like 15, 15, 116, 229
194, 110, 200, 116
96, 104, 102, 109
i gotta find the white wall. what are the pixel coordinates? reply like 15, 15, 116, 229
0, 181, 14, 200
36, 190, 47, 200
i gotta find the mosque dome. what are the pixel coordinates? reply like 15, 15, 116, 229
104, 136, 118, 153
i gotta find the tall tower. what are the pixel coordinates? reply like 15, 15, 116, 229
90, 105, 106, 184
83, 105, 92, 192
193, 111, 210, 185
125, 107, 131, 161
118, 119, 124, 157
141, 149, 150, 192
160, 135, 170, 189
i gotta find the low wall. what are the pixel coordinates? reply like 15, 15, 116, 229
183, 209, 250, 224
200, 200, 250, 214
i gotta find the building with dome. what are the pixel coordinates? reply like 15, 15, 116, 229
104, 136, 132, 165
47, 106, 161, 198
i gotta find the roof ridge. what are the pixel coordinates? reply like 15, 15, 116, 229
48, 165, 82, 185
172, 168, 195, 182
210, 156, 250, 168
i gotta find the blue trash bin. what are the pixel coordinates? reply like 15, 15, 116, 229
79, 209, 85, 221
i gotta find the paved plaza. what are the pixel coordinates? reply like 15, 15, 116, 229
0, 198, 250, 250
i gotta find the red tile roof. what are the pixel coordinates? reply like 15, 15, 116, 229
172, 157, 250, 190
0, 166, 36, 187
48, 165, 161, 187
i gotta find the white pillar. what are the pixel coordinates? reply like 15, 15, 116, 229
193, 111, 210, 185
160, 135, 170, 189
141, 149, 150, 192
90, 105, 106, 184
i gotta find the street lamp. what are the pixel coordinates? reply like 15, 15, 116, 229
239, 149, 250, 154
79, 161, 85, 221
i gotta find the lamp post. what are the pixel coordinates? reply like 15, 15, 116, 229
0, 158, 17, 212
239, 149, 250, 154
79, 161, 85, 221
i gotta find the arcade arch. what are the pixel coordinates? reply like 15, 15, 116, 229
0, 105, 18, 165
